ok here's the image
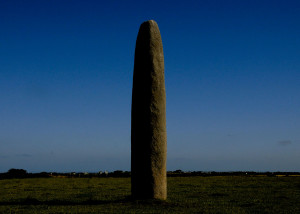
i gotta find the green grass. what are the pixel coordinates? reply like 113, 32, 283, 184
0, 176, 300, 213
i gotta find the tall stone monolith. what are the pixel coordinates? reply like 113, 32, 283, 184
131, 20, 167, 200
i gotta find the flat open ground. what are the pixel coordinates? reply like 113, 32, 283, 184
1, 176, 299, 213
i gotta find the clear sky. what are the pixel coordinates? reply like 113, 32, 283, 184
1, 0, 299, 172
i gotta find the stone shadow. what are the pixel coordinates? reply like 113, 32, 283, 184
0, 196, 169, 206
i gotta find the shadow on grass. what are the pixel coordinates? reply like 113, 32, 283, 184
0, 196, 169, 206
210, 193, 229, 197
0, 197, 130, 206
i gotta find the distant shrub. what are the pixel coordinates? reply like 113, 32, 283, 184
7, 168, 28, 178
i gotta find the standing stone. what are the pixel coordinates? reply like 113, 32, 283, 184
131, 20, 167, 200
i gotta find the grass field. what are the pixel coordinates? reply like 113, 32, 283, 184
0, 176, 300, 213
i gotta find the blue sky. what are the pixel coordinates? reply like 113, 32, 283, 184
1, 0, 299, 172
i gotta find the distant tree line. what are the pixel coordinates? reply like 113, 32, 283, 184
166, 170, 300, 177
1, 168, 299, 179
0, 169, 51, 179
0, 169, 131, 179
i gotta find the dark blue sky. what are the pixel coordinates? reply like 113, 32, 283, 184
1, 0, 299, 172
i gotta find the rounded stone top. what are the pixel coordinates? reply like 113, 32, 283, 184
140, 20, 159, 29
143, 19, 156, 24
147, 20, 157, 24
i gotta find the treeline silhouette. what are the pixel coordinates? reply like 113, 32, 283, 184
167, 170, 300, 177
0, 169, 130, 179
1, 168, 299, 179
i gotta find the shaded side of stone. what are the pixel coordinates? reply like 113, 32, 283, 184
131, 20, 167, 200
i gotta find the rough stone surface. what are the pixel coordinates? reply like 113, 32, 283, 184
131, 20, 167, 200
